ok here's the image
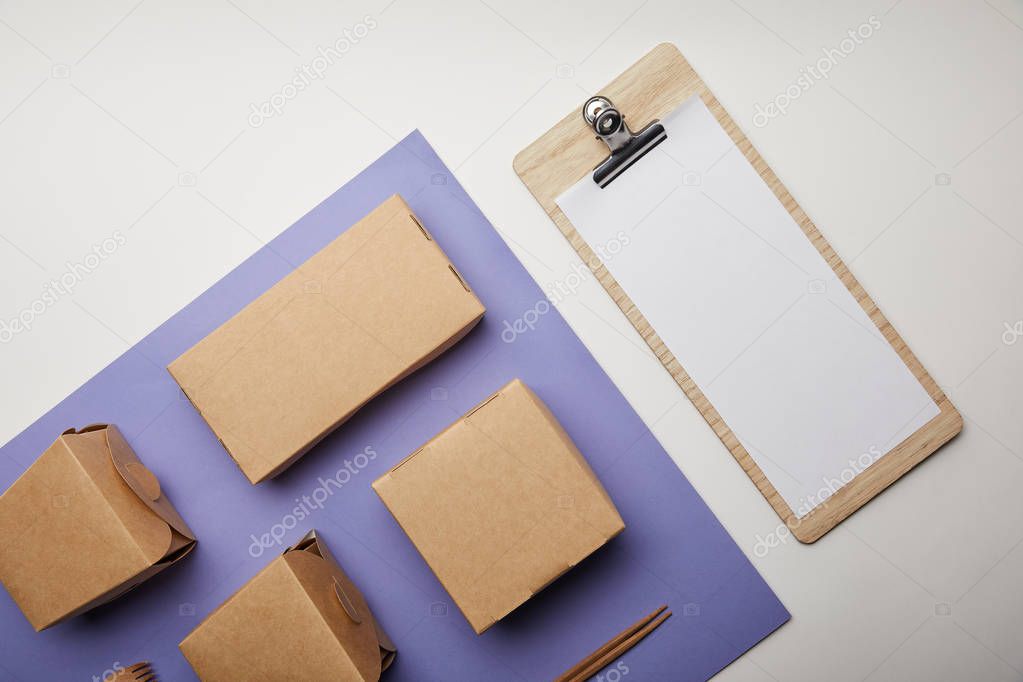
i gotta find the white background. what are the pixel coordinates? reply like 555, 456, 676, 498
0, 1, 1021, 680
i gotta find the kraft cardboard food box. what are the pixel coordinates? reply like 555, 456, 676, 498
168, 194, 485, 484
373, 379, 625, 634
180, 531, 395, 682
0, 424, 196, 631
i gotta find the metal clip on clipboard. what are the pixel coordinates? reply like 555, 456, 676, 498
583, 96, 667, 188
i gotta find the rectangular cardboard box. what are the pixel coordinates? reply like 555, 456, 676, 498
169, 194, 485, 484
0, 424, 196, 631
373, 379, 625, 634
180, 530, 395, 682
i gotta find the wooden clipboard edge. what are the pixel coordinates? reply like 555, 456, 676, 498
513, 42, 962, 543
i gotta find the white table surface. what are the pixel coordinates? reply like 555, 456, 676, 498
1, 1, 1020, 680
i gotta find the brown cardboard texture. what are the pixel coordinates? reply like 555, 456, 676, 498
168, 194, 485, 484
0, 424, 196, 631
373, 378, 625, 634
180, 530, 396, 682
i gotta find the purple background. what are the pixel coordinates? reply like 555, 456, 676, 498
0, 132, 787, 681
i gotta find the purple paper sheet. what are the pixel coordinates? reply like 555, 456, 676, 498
0, 132, 788, 681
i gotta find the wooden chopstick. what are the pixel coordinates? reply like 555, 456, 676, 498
554, 605, 672, 682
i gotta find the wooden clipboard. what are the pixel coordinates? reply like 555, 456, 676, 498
513, 43, 962, 542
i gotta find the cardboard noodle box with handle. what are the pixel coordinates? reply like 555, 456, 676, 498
0, 424, 196, 631
169, 194, 486, 484
180, 530, 396, 682
373, 378, 625, 634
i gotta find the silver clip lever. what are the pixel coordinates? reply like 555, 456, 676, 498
583, 96, 666, 188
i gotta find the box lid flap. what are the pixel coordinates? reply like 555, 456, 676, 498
98, 424, 195, 542
286, 531, 396, 674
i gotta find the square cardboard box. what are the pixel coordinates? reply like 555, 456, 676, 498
180, 531, 395, 682
0, 424, 196, 631
373, 379, 624, 634
168, 194, 485, 483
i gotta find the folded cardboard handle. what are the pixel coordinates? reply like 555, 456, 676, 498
291, 533, 364, 624
333, 578, 362, 624
99, 424, 195, 540
124, 462, 161, 501
287, 530, 397, 665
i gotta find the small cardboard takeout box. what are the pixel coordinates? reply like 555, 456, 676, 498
180, 530, 395, 682
373, 378, 625, 634
0, 424, 196, 631
168, 194, 485, 484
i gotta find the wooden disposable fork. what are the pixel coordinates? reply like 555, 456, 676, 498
107, 662, 157, 682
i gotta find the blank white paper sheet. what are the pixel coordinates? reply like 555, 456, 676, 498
556, 96, 939, 518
